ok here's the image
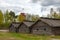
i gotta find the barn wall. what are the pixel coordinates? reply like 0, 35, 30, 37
31, 21, 52, 35
19, 24, 29, 33
9, 24, 16, 32
52, 27, 60, 35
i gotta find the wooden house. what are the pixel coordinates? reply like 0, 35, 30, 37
9, 22, 21, 32
30, 17, 60, 35
18, 21, 34, 33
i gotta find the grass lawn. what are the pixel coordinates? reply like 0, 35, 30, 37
0, 32, 60, 40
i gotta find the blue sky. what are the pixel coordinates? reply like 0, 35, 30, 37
0, 0, 60, 16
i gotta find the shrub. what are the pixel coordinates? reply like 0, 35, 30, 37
0, 22, 11, 29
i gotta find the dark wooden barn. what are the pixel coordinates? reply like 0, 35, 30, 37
30, 17, 60, 35
18, 21, 34, 33
9, 22, 21, 32
9, 17, 60, 35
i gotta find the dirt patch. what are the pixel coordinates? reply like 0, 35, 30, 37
0, 30, 9, 32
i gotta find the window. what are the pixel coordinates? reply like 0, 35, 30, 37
44, 28, 46, 31
36, 29, 39, 31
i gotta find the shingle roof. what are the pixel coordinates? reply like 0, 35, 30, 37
11, 22, 21, 28
23, 21, 34, 27
40, 17, 60, 27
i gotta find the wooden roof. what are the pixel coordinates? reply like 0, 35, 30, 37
23, 21, 34, 27
40, 17, 60, 27
10, 17, 60, 28
10, 22, 21, 28
10, 21, 34, 28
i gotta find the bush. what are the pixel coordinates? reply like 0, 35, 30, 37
0, 22, 11, 29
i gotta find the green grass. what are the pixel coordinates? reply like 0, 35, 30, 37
0, 32, 60, 40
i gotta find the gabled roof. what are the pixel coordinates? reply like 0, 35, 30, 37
23, 21, 35, 27
40, 17, 60, 27
10, 21, 35, 28
11, 22, 22, 28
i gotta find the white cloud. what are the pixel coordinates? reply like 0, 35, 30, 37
0, 0, 60, 16
0, 0, 42, 16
